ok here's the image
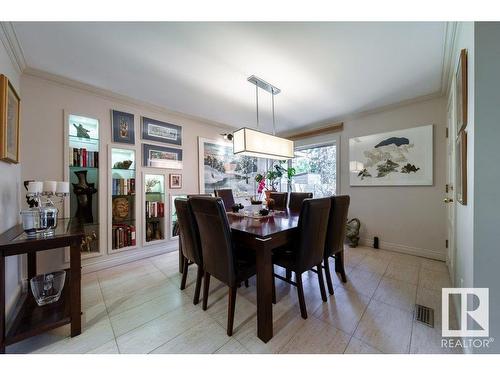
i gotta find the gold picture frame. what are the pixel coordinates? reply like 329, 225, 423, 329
456, 49, 468, 134
456, 130, 467, 205
0, 74, 20, 163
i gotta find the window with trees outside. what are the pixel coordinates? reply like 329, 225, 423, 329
289, 143, 337, 197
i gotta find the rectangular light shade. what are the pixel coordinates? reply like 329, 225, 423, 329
233, 127, 294, 160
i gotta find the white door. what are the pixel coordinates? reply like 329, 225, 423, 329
446, 85, 457, 284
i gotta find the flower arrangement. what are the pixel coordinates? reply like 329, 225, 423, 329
255, 160, 296, 193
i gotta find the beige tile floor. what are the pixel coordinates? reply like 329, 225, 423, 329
7, 246, 460, 354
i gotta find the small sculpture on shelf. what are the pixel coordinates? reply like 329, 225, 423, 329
73, 123, 91, 138
112, 197, 130, 222
145, 178, 160, 192
80, 231, 98, 253
346, 218, 361, 247
113, 160, 133, 169
73, 170, 97, 223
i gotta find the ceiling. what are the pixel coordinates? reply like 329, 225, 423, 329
13, 22, 447, 133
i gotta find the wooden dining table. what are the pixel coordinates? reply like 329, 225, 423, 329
227, 209, 300, 343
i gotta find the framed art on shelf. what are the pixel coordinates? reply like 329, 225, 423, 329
456, 49, 468, 134
143, 143, 183, 169
349, 124, 433, 186
111, 110, 135, 144
169, 173, 182, 189
141, 117, 182, 146
456, 130, 467, 205
0, 74, 20, 163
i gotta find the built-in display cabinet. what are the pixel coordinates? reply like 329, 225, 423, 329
143, 172, 167, 246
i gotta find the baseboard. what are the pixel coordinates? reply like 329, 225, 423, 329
358, 237, 446, 261
82, 241, 178, 274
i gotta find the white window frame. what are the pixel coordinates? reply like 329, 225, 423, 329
291, 133, 341, 195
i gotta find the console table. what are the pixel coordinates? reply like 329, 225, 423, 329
0, 219, 84, 353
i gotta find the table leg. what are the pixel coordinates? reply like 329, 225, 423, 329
27, 252, 36, 279
0, 256, 5, 354
255, 241, 273, 343
70, 242, 81, 337
178, 237, 184, 274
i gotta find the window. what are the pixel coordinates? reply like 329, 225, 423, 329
290, 143, 337, 197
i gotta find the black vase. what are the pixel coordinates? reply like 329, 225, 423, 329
73, 170, 97, 223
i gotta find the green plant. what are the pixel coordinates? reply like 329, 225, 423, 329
255, 160, 296, 192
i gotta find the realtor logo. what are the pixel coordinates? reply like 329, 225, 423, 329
442, 288, 489, 337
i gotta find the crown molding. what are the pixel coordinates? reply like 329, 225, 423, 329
440, 21, 458, 96
0, 22, 27, 74
23, 67, 235, 131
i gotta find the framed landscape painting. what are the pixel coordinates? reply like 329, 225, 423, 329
349, 124, 433, 186
0, 75, 20, 163
198, 137, 261, 197
111, 110, 135, 144
142, 117, 182, 146
143, 143, 183, 169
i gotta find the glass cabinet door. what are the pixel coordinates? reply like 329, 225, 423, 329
144, 174, 166, 244
110, 147, 136, 251
68, 114, 101, 258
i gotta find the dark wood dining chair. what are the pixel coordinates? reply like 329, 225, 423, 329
190, 196, 256, 336
214, 189, 235, 212
323, 195, 350, 295
174, 198, 204, 305
187, 193, 212, 198
272, 197, 331, 319
288, 192, 313, 212
269, 192, 288, 211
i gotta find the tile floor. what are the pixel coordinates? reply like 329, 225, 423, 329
7, 246, 460, 354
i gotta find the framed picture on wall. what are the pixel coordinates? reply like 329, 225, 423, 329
111, 110, 135, 144
143, 143, 183, 169
141, 117, 182, 146
169, 173, 182, 189
456, 130, 467, 205
456, 49, 468, 134
349, 124, 433, 186
0, 74, 20, 163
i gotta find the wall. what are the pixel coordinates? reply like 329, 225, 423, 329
473, 22, 500, 353
340, 96, 447, 260
20, 72, 230, 273
0, 31, 22, 316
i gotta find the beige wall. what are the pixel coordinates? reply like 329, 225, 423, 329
20, 72, 230, 272
340, 96, 447, 259
0, 33, 22, 315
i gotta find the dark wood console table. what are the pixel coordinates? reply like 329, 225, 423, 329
0, 219, 84, 353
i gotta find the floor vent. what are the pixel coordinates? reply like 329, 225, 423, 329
414, 304, 434, 328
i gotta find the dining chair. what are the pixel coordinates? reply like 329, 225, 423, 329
214, 189, 235, 212
272, 197, 331, 319
189, 196, 256, 336
174, 198, 204, 305
323, 195, 350, 295
187, 193, 212, 198
288, 192, 313, 212
269, 192, 288, 211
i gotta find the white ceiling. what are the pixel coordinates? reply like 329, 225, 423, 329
13, 22, 446, 133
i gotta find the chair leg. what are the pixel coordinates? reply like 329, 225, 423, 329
227, 286, 237, 336
296, 273, 307, 319
316, 264, 327, 302
285, 269, 292, 281
244, 279, 249, 288
323, 257, 334, 295
335, 251, 347, 283
202, 272, 211, 311
193, 265, 203, 305
180, 258, 189, 290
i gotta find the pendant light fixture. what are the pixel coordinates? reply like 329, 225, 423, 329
233, 75, 294, 160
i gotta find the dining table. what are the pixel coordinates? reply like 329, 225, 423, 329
226, 209, 300, 343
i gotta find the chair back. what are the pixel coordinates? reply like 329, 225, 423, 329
269, 192, 288, 211
289, 192, 313, 212
214, 189, 235, 212
325, 195, 350, 257
174, 198, 203, 266
190, 196, 236, 286
187, 193, 212, 198
294, 197, 331, 273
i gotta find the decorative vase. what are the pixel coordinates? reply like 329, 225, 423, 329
73, 170, 97, 223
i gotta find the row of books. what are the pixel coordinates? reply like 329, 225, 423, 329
145, 201, 165, 218
69, 147, 99, 168
112, 224, 136, 249
112, 178, 136, 196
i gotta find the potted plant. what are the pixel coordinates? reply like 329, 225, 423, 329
255, 161, 296, 200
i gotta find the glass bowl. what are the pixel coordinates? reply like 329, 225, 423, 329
30, 271, 66, 306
